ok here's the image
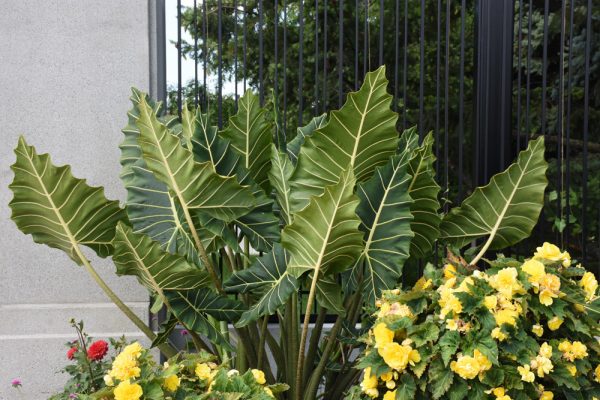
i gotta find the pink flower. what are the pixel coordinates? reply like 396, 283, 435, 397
11, 379, 22, 388
181, 329, 189, 336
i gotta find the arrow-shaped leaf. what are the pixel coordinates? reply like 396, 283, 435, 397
286, 113, 327, 165
224, 243, 299, 327
220, 90, 273, 193
282, 168, 363, 279
112, 222, 211, 298
290, 66, 398, 211
351, 130, 416, 303
407, 132, 441, 258
136, 96, 255, 223
9, 137, 126, 264
440, 137, 548, 261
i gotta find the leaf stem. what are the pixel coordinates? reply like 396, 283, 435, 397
77, 251, 176, 358
295, 272, 320, 400
257, 316, 269, 369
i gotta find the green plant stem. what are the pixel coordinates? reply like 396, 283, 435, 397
189, 329, 216, 356
328, 365, 362, 400
295, 272, 320, 400
181, 206, 222, 291
303, 307, 327, 384
257, 316, 269, 369
237, 337, 248, 372
264, 326, 284, 374
304, 316, 344, 400
76, 250, 177, 358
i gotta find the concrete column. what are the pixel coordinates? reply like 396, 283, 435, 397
0, 1, 154, 398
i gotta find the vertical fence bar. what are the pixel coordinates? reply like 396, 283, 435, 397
582, 0, 592, 264
275, 0, 279, 137
364, 0, 369, 77
402, 0, 408, 129
394, 0, 399, 112
419, 0, 425, 139
458, 0, 465, 202
338, 0, 344, 107
565, 0, 575, 246
218, 0, 223, 128
299, 0, 304, 124
324, 0, 328, 110
155, 0, 167, 107
525, 0, 533, 142
516, 0, 522, 150
435, 0, 441, 174
194, 0, 198, 107
234, 0, 238, 108
499, 0, 512, 169
203, 0, 208, 108
444, 0, 451, 212
259, 0, 264, 105
541, 0, 549, 136
315, 0, 319, 115
379, 0, 384, 66
355, 0, 359, 90
243, 0, 247, 93
283, 0, 287, 132
557, 0, 566, 246
177, 0, 182, 117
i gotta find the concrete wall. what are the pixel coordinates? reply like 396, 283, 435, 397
0, 1, 154, 398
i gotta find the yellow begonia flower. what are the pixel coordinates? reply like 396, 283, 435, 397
484, 295, 498, 310
378, 342, 420, 371
532, 324, 544, 337
489, 268, 524, 299
547, 316, 563, 331
444, 264, 457, 279
534, 242, 571, 267
566, 364, 577, 376
531, 355, 553, 377
373, 323, 394, 347
264, 387, 274, 397
540, 392, 554, 400
438, 288, 463, 318
538, 274, 561, 306
109, 350, 141, 382
451, 355, 481, 379
103, 374, 114, 386
490, 387, 512, 400
360, 367, 379, 398
522, 259, 546, 284
518, 364, 535, 382
163, 374, 180, 392
385, 380, 396, 389
580, 272, 598, 301
539, 342, 552, 358
195, 363, 214, 382
383, 390, 397, 400
388, 303, 413, 318
446, 318, 459, 331
252, 369, 266, 385
121, 342, 143, 358
114, 380, 143, 400
595, 365, 600, 383
491, 327, 507, 341
474, 349, 492, 373
558, 340, 588, 361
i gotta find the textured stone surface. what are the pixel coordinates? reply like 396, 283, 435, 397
0, 1, 151, 398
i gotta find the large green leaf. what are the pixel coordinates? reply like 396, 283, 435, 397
440, 137, 548, 253
120, 89, 212, 263
136, 96, 255, 222
269, 144, 293, 225
350, 130, 416, 303
315, 275, 346, 315
191, 108, 280, 251
282, 168, 363, 279
165, 289, 239, 350
9, 137, 126, 264
289, 66, 398, 211
286, 113, 327, 165
165, 288, 245, 349
224, 243, 299, 327
220, 90, 273, 192
407, 132, 442, 258
112, 223, 211, 298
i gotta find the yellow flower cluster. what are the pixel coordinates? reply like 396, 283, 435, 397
558, 340, 588, 362
534, 242, 571, 267
107, 342, 143, 383
450, 350, 491, 380
373, 323, 420, 372
522, 259, 561, 305
486, 387, 511, 400
519, 343, 554, 382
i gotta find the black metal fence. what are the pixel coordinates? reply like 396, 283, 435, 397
157, 0, 599, 272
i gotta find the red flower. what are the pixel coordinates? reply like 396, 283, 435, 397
87, 340, 109, 361
67, 346, 78, 360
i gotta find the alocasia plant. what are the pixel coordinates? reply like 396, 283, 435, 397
8, 66, 548, 399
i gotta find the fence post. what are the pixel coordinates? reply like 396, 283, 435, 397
474, 0, 514, 185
